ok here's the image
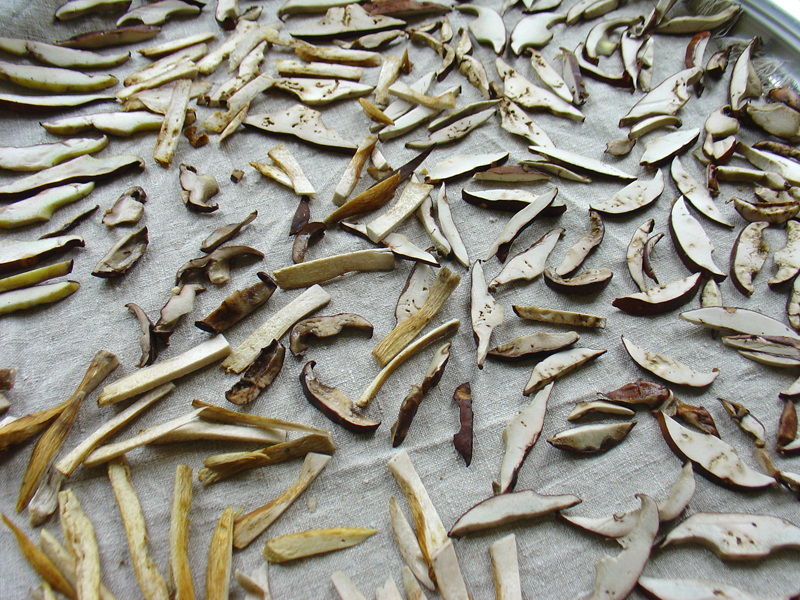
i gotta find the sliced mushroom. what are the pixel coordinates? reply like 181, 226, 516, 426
669, 197, 726, 281
730, 221, 770, 296
548, 422, 636, 454
638, 576, 794, 600
153, 283, 205, 344
509, 12, 564, 54
513, 304, 606, 328
622, 335, 718, 387
471, 261, 503, 369
671, 156, 731, 226
567, 400, 635, 421
601, 380, 672, 409
625, 218, 654, 292
102, 186, 145, 227
452, 383, 473, 466
91, 226, 148, 278
226, 340, 285, 406
497, 57, 585, 121
195, 273, 276, 335
406, 108, 496, 150
613, 273, 702, 316
0, 182, 95, 230
0, 280, 80, 316
290, 4, 404, 39
126, 302, 157, 367
0, 60, 118, 93
424, 151, 509, 183
245, 104, 358, 153
619, 67, 702, 126
455, 5, 505, 54
528, 146, 634, 181
290, 313, 373, 356
555, 210, 603, 277
770, 221, 800, 287
656, 4, 740, 33
0, 137, 108, 173
180, 164, 219, 213
55, 0, 132, 20
395, 262, 431, 324
177, 246, 264, 285
733, 197, 799, 225
640, 128, 701, 166
524, 347, 606, 395
436, 183, 469, 268
485, 187, 558, 261
116, 0, 200, 26
591, 169, 664, 214
681, 306, 800, 339
0, 260, 73, 294
729, 37, 761, 112
497, 98, 555, 148
40, 111, 164, 137
0, 235, 85, 275
489, 227, 563, 290
544, 268, 613, 296
300, 361, 379, 433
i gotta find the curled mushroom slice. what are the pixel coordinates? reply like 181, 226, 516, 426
0, 235, 84, 275
555, 210, 603, 277
201, 210, 257, 253
153, 284, 205, 343
567, 400, 634, 421
669, 197, 726, 281
544, 268, 613, 296
674, 400, 719, 437
619, 67, 702, 126
300, 362, 379, 432
730, 222, 770, 296
718, 398, 766, 448
452, 383, 473, 466
681, 306, 800, 339
513, 304, 606, 328
622, 335, 718, 387
524, 347, 606, 395
0, 182, 95, 230
180, 164, 219, 213
613, 273, 702, 316
601, 380, 672, 409
671, 156, 731, 226
509, 12, 564, 54
0, 137, 108, 173
245, 104, 358, 154
591, 169, 664, 214
102, 186, 145, 227
226, 340, 285, 406
734, 197, 799, 225
548, 422, 636, 454
497, 57, 584, 122
489, 227, 563, 290
91, 226, 148, 278
625, 218, 654, 292
126, 302, 157, 367
770, 221, 800, 287
455, 5, 505, 54
0, 280, 80, 316
177, 246, 264, 285
290, 313, 373, 356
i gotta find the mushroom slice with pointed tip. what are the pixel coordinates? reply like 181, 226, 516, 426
0, 235, 85, 275
497, 383, 552, 494
463, 187, 552, 212
640, 128, 701, 166
102, 186, 145, 227
389, 499, 435, 592
267, 143, 315, 197
669, 197, 726, 281
154, 284, 205, 343
456, 5, 506, 54
406, 108, 495, 150
625, 218, 654, 292
332, 135, 378, 206
290, 313, 373, 356
734, 197, 799, 225
126, 302, 157, 367
0, 137, 109, 173
620, 67, 702, 126
489, 331, 578, 361
778, 400, 798, 447
176, 246, 264, 286
584, 15, 641, 63
606, 139, 636, 156
436, 183, 469, 268
245, 105, 358, 154
300, 361, 379, 433
485, 187, 558, 262
629, 115, 682, 139
179, 164, 219, 213
471, 261, 503, 369
770, 221, 800, 287
201, 211, 257, 253
0, 260, 73, 294
555, 211, 603, 277
0, 281, 81, 316
544, 268, 613, 296
567, 400, 634, 421
0, 60, 118, 93
497, 99, 555, 148
91, 226, 148, 278
674, 400, 719, 436
528, 146, 634, 181
116, 0, 199, 26
226, 340, 285, 406
671, 156, 732, 226
273, 248, 395, 290
498, 58, 584, 122
622, 335, 718, 387
548, 422, 636, 454
525, 347, 606, 395
56, 25, 161, 50
613, 273, 702, 316
638, 577, 797, 600
527, 49, 571, 102
729, 37, 761, 112
681, 306, 800, 339
591, 169, 664, 214
425, 152, 509, 184
730, 221, 770, 296
395, 262, 431, 324
601, 380, 672, 409
513, 304, 606, 328
290, 4, 405, 39
509, 12, 564, 54
391, 382, 429, 447
41, 111, 164, 137
489, 227, 563, 290
273, 78, 374, 107
656, 4, 741, 34
55, 0, 131, 20
0, 182, 95, 230
195, 273, 276, 334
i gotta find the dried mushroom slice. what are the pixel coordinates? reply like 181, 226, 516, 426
638, 577, 794, 600
669, 197, 726, 281
730, 222, 770, 296
102, 186, 145, 227
471, 261, 503, 368
226, 340, 285, 406
771, 221, 800, 287
528, 146, 635, 181
640, 128, 700, 166
544, 268, 613, 296
484, 187, 558, 262
180, 164, 219, 213
489, 332, 578, 361
613, 273, 702, 316
91, 227, 149, 278
263, 527, 377, 564
0, 281, 81, 316
55, 0, 132, 20
424, 151, 509, 183
195, 273, 276, 335
116, 0, 200, 26
497, 57, 584, 121
671, 156, 731, 226
395, 262, 431, 324
0, 60, 118, 93
567, 400, 635, 421
290, 4, 405, 38
273, 248, 395, 290
0, 137, 109, 173
452, 383, 473, 466
41, 111, 165, 137
524, 348, 606, 395
300, 361, 379, 433
622, 335, 718, 387
0, 260, 73, 294
548, 422, 636, 454
555, 210, 604, 277
619, 67, 702, 126
0, 235, 85, 275
177, 246, 264, 286
729, 37, 761, 112
498, 98, 555, 148
201, 210, 257, 253
681, 306, 800, 339
126, 302, 156, 367
154, 284, 205, 342
0, 182, 95, 230
512, 304, 606, 328
290, 313, 373, 356
245, 105, 358, 153
489, 227, 563, 290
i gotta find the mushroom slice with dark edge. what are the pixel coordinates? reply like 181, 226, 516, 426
289, 313, 373, 356
555, 211, 604, 277
496, 382, 551, 494
669, 197, 726, 281
640, 128, 701, 166
395, 262, 431, 324
195, 272, 277, 334
528, 146, 635, 181
0, 92, 115, 113
601, 380, 672, 409
619, 67, 702, 126
638, 577, 797, 600
452, 383, 473, 466
290, 4, 405, 39
613, 273, 702, 316
463, 187, 552, 212
626, 218, 654, 292
484, 187, 558, 262
628, 115, 682, 140
730, 221, 770, 296
176, 246, 264, 285
0, 281, 81, 316
0, 137, 109, 172
406, 108, 496, 150
489, 332, 578, 363
489, 228, 564, 290
471, 261, 503, 369
0, 60, 118, 93
590, 169, 664, 214
734, 197, 799, 225
606, 138, 636, 156
293, 222, 326, 264
513, 304, 606, 328
116, 1, 200, 26
672, 400, 719, 436
544, 268, 613, 296
0, 236, 84, 275
153, 284, 205, 343
671, 156, 731, 226
498, 98, 556, 148
423, 151, 508, 183
226, 340, 285, 406
718, 398, 766, 448
92, 226, 148, 278
497, 57, 584, 121
300, 361, 379, 433
126, 302, 157, 367
548, 422, 636, 454
245, 105, 358, 154
290, 197, 310, 236
450, 489, 580, 538
524, 347, 606, 396
0, 260, 73, 294
273, 78, 374, 107
729, 37, 761, 112
661, 513, 800, 559
180, 164, 219, 213
201, 210, 257, 253
0, 154, 144, 203
55, 0, 131, 20
778, 400, 798, 448
102, 186, 146, 227
622, 335, 718, 387
680, 306, 800, 339
437, 183, 469, 268
0, 182, 95, 230
567, 400, 635, 421
41, 111, 164, 137
56, 25, 161, 49
655, 4, 740, 33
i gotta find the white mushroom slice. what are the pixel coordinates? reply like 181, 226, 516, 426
436, 183, 469, 268
585, 495, 658, 600
451, 488, 579, 537
655, 4, 741, 33
194, 20, 255, 74
528, 146, 635, 180
202, 75, 274, 134
456, 5, 505, 54
123, 81, 210, 114
489, 331, 578, 361
567, 400, 635, 421
625, 218, 654, 292
395, 262, 431, 323
737, 142, 800, 186
591, 169, 664, 214
640, 128, 700, 166
527, 49, 570, 102
406, 108, 495, 149
0, 137, 108, 173
521, 161, 592, 182
278, 0, 354, 18
463, 187, 554, 211
638, 577, 797, 600
0, 60, 117, 92
622, 335, 718, 387
388, 81, 459, 110
701, 279, 722, 308
389, 497, 435, 591
489, 227, 563, 290
273, 77, 373, 106
152, 78, 191, 168
509, 12, 564, 54
331, 571, 369, 600
153, 421, 285, 445
290, 4, 405, 38
682, 306, 800, 339
332, 135, 378, 205
524, 348, 605, 395
548, 422, 635, 454
216, 0, 240, 28
12, 40, 129, 69
620, 30, 642, 89
266, 143, 315, 197
272, 248, 394, 289
584, 15, 640, 62
376, 576, 403, 600
606, 138, 635, 156
138, 32, 216, 57
662, 513, 800, 559
619, 67, 702, 126
245, 104, 358, 153
341, 29, 405, 50
671, 156, 731, 226
628, 115, 682, 139
415, 194, 450, 256
124, 44, 206, 86
565, 0, 595, 24
0, 183, 94, 229
0, 280, 80, 316
424, 151, 509, 183
457, 53, 491, 99
366, 181, 433, 242
484, 187, 558, 261
372, 71, 435, 132
730, 222, 770, 296
497, 57, 584, 121
734, 197, 799, 225
206, 41, 266, 107
430, 540, 469, 600
276, 59, 362, 81
55, 0, 131, 20
715, 165, 789, 189
746, 102, 800, 141
729, 37, 761, 112
116, 0, 199, 26
555, 210, 603, 277
378, 102, 445, 141
116, 61, 198, 101
236, 565, 271, 600
669, 197, 726, 281
40, 111, 164, 137
498, 98, 555, 147
613, 273, 703, 316
293, 41, 382, 67
374, 48, 410, 107
471, 261, 503, 369
770, 221, 800, 286
513, 304, 606, 328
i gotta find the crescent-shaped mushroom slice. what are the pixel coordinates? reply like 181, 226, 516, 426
638, 576, 798, 600
734, 197, 799, 225
56, 25, 161, 50
680, 306, 800, 339
671, 156, 732, 226
640, 128, 700, 166
555, 210, 603, 277
548, 422, 636, 454
116, 0, 199, 25
0, 137, 108, 173
497, 57, 584, 122
613, 273, 702, 316
290, 4, 405, 38
471, 261, 503, 369
718, 397, 767, 447
528, 146, 635, 181
509, 12, 564, 54
424, 151, 509, 183
272, 78, 374, 106
544, 268, 613, 296
497, 98, 555, 148
591, 169, 664, 214
729, 37, 761, 112
0, 235, 85, 275
661, 513, 800, 560
567, 400, 635, 421
489, 331, 578, 361
524, 348, 606, 395
620, 67, 702, 126
669, 197, 726, 281
0, 61, 118, 93
290, 313, 373, 356
655, 4, 741, 34
300, 361, 379, 433
456, 5, 506, 54
0, 182, 95, 229
730, 222, 770, 296
0, 92, 113, 113
245, 105, 358, 154
489, 227, 563, 290
621, 335, 718, 387
449, 490, 580, 538
55, 0, 131, 20
41, 111, 165, 137
625, 218, 654, 292
406, 108, 496, 150
484, 187, 558, 262
0, 280, 80, 316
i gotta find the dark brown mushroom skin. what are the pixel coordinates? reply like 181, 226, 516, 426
194, 272, 277, 334
125, 302, 158, 367
225, 340, 285, 405
391, 384, 424, 447
175, 245, 264, 285
289, 313, 374, 356
290, 195, 311, 236
201, 210, 257, 253
601, 380, 672, 408
611, 273, 702, 316
547, 422, 636, 454
292, 222, 325, 264
184, 125, 209, 148
675, 401, 719, 437
778, 400, 798, 448
453, 382, 473, 466
299, 361, 380, 433
0, 236, 85, 275
0, 368, 16, 391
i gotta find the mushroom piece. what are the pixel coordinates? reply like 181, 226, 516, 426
655, 4, 741, 33
273, 78, 374, 107
555, 47, 587, 105
770, 221, 800, 287
289, 313, 373, 356
670, 156, 732, 226
673, 400, 719, 437
778, 400, 798, 448
0, 137, 109, 173
116, 0, 200, 26
180, 164, 219, 213
528, 146, 635, 181
406, 108, 496, 150
273, 248, 395, 290
55, 0, 132, 20
508, 12, 564, 54
498, 98, 555, 148
622, 335, 719, 387
497, 57, 585, 122
300, 361, 379, 433
0, 260, 73, 294
628, 115, 682, 139
195, 273, 277, 335
126, 302, 157, 367
41, 111, 165, 137
547, 422, 636, 454
471, 261, 503, 369
292, 40, 383, 68
290, 4, 405, 39
543, 268, 614, 296
555, 210, 604, 277
91, 226, 148, 278
456, 5, 506, 54
264, 527, 377, 564
0, 235, 85, 275
484, 187, 558, 261
733, 197, 799, 225
489, 227, 564, 290
591, 169, 665, 214
102, 186, 146, 227
436, 183, 469, 268
729, 37, 761, 112
681, 306, 800, 339
245, 104, 358, 153
619, 67, 702, 126
524, 348, 606, 395
567, 400, 635, 421
601, 380, 672, 409
0, 281, 80, 316
451, 383, 473, 466
56, 25, 162, 50
0, 182, 95, 230
612, 273, 702, 316
625, 218, 654, 292
424, 151, 508, 183
669, 197, 726, 281
513, 304, 605, 328
730, 222, 770, 296
640, 128, 701, 166
177, 246, 264, 285
0, 60, 118, 93
153, 284, 205, 343
201, 211, 257, 253
395, 262, 431, 324
638, 577, 797, 600
226, 340, 286, 406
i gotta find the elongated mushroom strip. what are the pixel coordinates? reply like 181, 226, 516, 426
153, 284, 205, 344
489, 534, 521, 600
388, 81, 458, 110
0, 92, 115, 112
201, 211, 257, 253
98, 335, 231, 406
139, 33, 216, 57
41, 111, 164, 137
277, 59, 363, 80
366, 181, 433, 242
429, 539, 469, 600
54, 0, 131, 20
58, 489, 102, 600
0, 281, 80, 316
124, 45, 207, 87
290, 313, 373, 356
0, 60, 117, 92
56, 383, 174, 478
0, 235, 83, 274
390, 501, 435, 592
116, 62, 198, 101
332, 135, 378, 206
485, 188, 558, 262
225, 340, 285, 406
512, 304, 606, 328
116, 1, 200, 26
267, 143, 315, 197
452, 383, 473, 466
38, 530, 116, 600
83, 410, 202, 468
177, 246, 264, 285
152, 79, 191, 168
0, 182, 94, 230
199, 432, 335, 485
357, 319, 459, 409
374, 267, 460, 366
622, 336, 718, 387
0, 260, 70, 292
331, 570, 369, 600
300, 361, 380, 432
293, 41, 383, 67
245, 104, 359, 153
2, 514, 76, 599
525, 348, 606, 395
192, 399, 325, 436
107, 458, 169, 600
152, 421, 285, 445
263, 527, 377, 563
471, 261, 502, 369
206, 506, 233, 600
39, 205, 98, 239
250, 161, 293, 188
0, 396, 74, 452
56, 24, 161, 48
168, 465, 193, 600
0, 137, 108, 172
324, 172, 401, 224
233, 452, 331, 549
272, 248, 395, 290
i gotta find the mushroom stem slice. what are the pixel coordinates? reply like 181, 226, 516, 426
489, 534, 521, 600
263, 528, 377, 564
390, 497, 435, 590
366, 181, 433, 242
430, 540, 469, 600
272, 248, 395, 290
0, 60, 117, 92
513, 304, 605, 328
58, 489, 101, 600
471, 261, 503, 369
331, 571, 369, 600
332, 135, 378, 205
153, 78, 191, 168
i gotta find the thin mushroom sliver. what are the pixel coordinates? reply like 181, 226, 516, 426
489, 534, 521, 600
389, 497, 435, 590
513, 304, 606, 328
262, 527, 377, 563
58, 489, 100, 600
272, 248, 395, 289
0, 137, 108, 172
524, 348, 606, 395
153, 79, 191, 168
621, 335, 719, 387
168, 464, 194, 600
206, 506, 233, 600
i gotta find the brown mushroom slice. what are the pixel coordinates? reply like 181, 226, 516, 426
293, 222, 326, 263
567, 400, 635, 421
613, 273, 702, 316
471, 261, 503, 369
102, 186, 145, 227
600, 380, 671, 409
195, 272, 277, 334
673, 400, 719, 437
489, 227, 564, 290
245, 105, 358, 154
729, 37, 761, 112
681, 306, 800, 339
778, 399, 798, 448
670, 156, 731, 226
200, 210, 257, 254
0, 137, 108, 173
669, 197, 726, 281
548, 421, 636, 454
0, 182, 95, 230
619, 67, 702, 126
153, 284, 205, 342
512, 304, 606, 328
622, 335, 718, 387
0, 235, 84, 275
55, 24, 161, 50
126, 302, 157, 367
290, 313, 373, 356
179, 164, 219, 213
730, 221, 770, 296
0, 154, 144, 203
225, 340, 285, 406
497, 57, 584, 122
485, 187, 558, 262
177, 246, 264, 286
91, 227, 148, 278
0, 280, 81, 316
555, 211, 604, 277
451, 383, 473, 466
544, 268, 613, 296
524, 348, 606, 395
55, 0, 131, 19
0, 260, 73, 294
300, 361, 379, 433
591, 169, 664, 214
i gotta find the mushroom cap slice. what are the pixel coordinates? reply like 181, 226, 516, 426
638, 576, 796, 600
547, 422, 635, 454
591, 169, 664, 214
528, 146, 634, 181
544, 268, 613, 296
92, 226, 148, 278
456, 5, 506, 54
290, 4, 405, 39
621, 335, 719, 387
612, 273, 702, 316
640, 128, 700, 166
730, 222, 770, 296
0, 235, 85, 275
669, 197, 726, 281
489, 331, 578, 361
245, 105, 358, 154
680, 306, 800, 339
489, 227, 564, 290
524, 347, 605, 395
509, 12, 564, 54
671, 156, 732, 226
300, 361, 380, 433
